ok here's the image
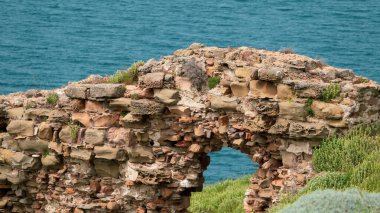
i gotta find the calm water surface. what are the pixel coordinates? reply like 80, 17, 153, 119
1, 0, 379, 184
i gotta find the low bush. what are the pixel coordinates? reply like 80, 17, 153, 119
270, 123, 380, 212
319, 83, 341, 102
278, 189, 380, 213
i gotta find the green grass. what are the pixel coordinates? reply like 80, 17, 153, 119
269, 123, 380, 212
108, 61, 144, 84
46, 93, 59, 105
319, 83, 341, 102
208, 76, 220, 89
189, 175, 251, 213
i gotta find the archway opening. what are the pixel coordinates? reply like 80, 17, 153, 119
189, 146, 259, 213
204, 147, 258, 185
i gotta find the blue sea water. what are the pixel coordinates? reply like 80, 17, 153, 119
1, 0, 379, 184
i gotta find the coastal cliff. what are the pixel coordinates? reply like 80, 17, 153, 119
0, 44, 379, 212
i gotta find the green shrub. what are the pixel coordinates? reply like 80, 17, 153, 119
304, 98, 314, 116
189, 175, 250, 213
208, 77, 220, 89
313, 124, 380, 173
319, 83, 341, 102
46, 93, 59, 105
109, 61, 144, 84
278, 189, 380, 213
270, 123, 380, 212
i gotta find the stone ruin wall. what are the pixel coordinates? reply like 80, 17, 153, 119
0, 44, 379, 213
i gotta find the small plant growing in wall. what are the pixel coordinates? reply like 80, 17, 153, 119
69, 122, 80, 142
305, 98, 314, 116
109, 61, 144, 84
320, 83, 341, 102
42, 149, 50, 157
46, 93, 59, 105
208, 76, 220, 89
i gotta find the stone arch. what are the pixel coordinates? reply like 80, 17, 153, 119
0, 45, 379, 212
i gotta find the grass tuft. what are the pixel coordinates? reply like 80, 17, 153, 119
208, 76, 220, 89
46, 93, 59, 105
109, 61, 144, 84
69, 122, 81, 142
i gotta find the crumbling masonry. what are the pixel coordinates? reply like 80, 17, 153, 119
0, 44, 379, 212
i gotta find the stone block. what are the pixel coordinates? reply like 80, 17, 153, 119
85, 100, 105, 112
70, 148, 92, 161
6, 107, 24, 119
235, 67, 254, 79
289, 122, 328, 139
84, 129, 106, 145
268, 119, 290, 134
258, 67, 284, 82
59, 126, 72, 143
244, 115, 275, 132
94, 159, 120, 178
153, 89, 179, 105
277, 84, 294, 99
109, 98, 131, 110
11, 152, 37, 169
281, 151, 297, 168
311, 101, 344, 120
168, 106, 191, 117
88, 84, 125, 99
65, 84, 88, 99
107, 128, 136, 146
126, 146, 155, 163
175, 77, 192, 92
6, 120, 34, 137
279, 102, 307, 121
139, 72, 165, 88
209, 95, 237, 110
249, 80, 277, 98
38, 122, 53, 140
17, 138, 49, 153
253, 100, 279, 116
230, 82, 249, 97
286, 142, 312, 155
129, 99, 164, 115
41, 154, 60, 167
72, 112, 92, 127
93, 114, 118, 127
94, 146, 124, 160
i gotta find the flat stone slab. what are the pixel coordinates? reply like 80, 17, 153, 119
129, 99, 164, 115
65, 84, 125, 99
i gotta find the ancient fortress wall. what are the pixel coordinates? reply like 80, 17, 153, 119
0, 44, 379, 213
